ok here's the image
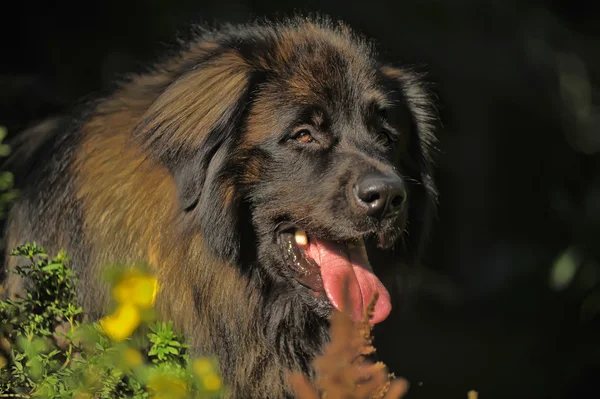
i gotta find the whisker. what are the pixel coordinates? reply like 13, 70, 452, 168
402, 176, 422, 186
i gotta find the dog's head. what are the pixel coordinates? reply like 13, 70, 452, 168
134, 17, 438, 324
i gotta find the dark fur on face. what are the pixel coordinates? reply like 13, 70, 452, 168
1, 16, 438, 398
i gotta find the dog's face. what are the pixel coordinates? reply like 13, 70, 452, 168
243, 52, 426, 323
134, 19, 438, 325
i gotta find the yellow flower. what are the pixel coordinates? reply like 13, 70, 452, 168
193, 358, 215, 376
203, 373, 222, 391
124, 348, 143, 367
99, 303, 141, 342
112, 270, 159, 309
147, 375, 189, 398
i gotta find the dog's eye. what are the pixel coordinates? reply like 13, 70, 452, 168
293, 129, 314, 143
376, 131, 392, 147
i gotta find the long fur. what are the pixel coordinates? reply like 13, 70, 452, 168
1, 16, 438, 398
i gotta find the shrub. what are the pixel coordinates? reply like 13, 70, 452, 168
0, 244, 224, 399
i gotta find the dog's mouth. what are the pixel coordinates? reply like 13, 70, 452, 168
278, 228, 392, 324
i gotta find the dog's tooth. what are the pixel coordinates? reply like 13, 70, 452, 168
295, 230, 308, 246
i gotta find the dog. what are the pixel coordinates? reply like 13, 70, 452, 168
1, 16, 439, 398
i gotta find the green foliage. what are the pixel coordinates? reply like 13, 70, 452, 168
0, 244, 225, 399
148, 321, 188, 364
0, 126, 19, 220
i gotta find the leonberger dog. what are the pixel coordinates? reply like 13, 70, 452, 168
1, 16, 438, 398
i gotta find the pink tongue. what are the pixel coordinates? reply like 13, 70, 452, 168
307, 237, 392, 324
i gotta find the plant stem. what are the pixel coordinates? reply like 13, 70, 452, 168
58, 317, 74, 371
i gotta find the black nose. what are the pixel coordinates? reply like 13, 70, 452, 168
354, 172, 407, 220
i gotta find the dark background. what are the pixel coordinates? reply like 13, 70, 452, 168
1, 1, 599, 398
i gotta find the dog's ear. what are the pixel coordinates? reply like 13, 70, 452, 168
379, 65, 440, 261
133, 50, 256, 261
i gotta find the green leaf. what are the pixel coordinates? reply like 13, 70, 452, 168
41, 263, 64, 272
0, 144, 10, 157
549, 246, 581, 291
166, 347, 179, 355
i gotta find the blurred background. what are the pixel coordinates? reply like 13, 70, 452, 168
1, 0, 598, 398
